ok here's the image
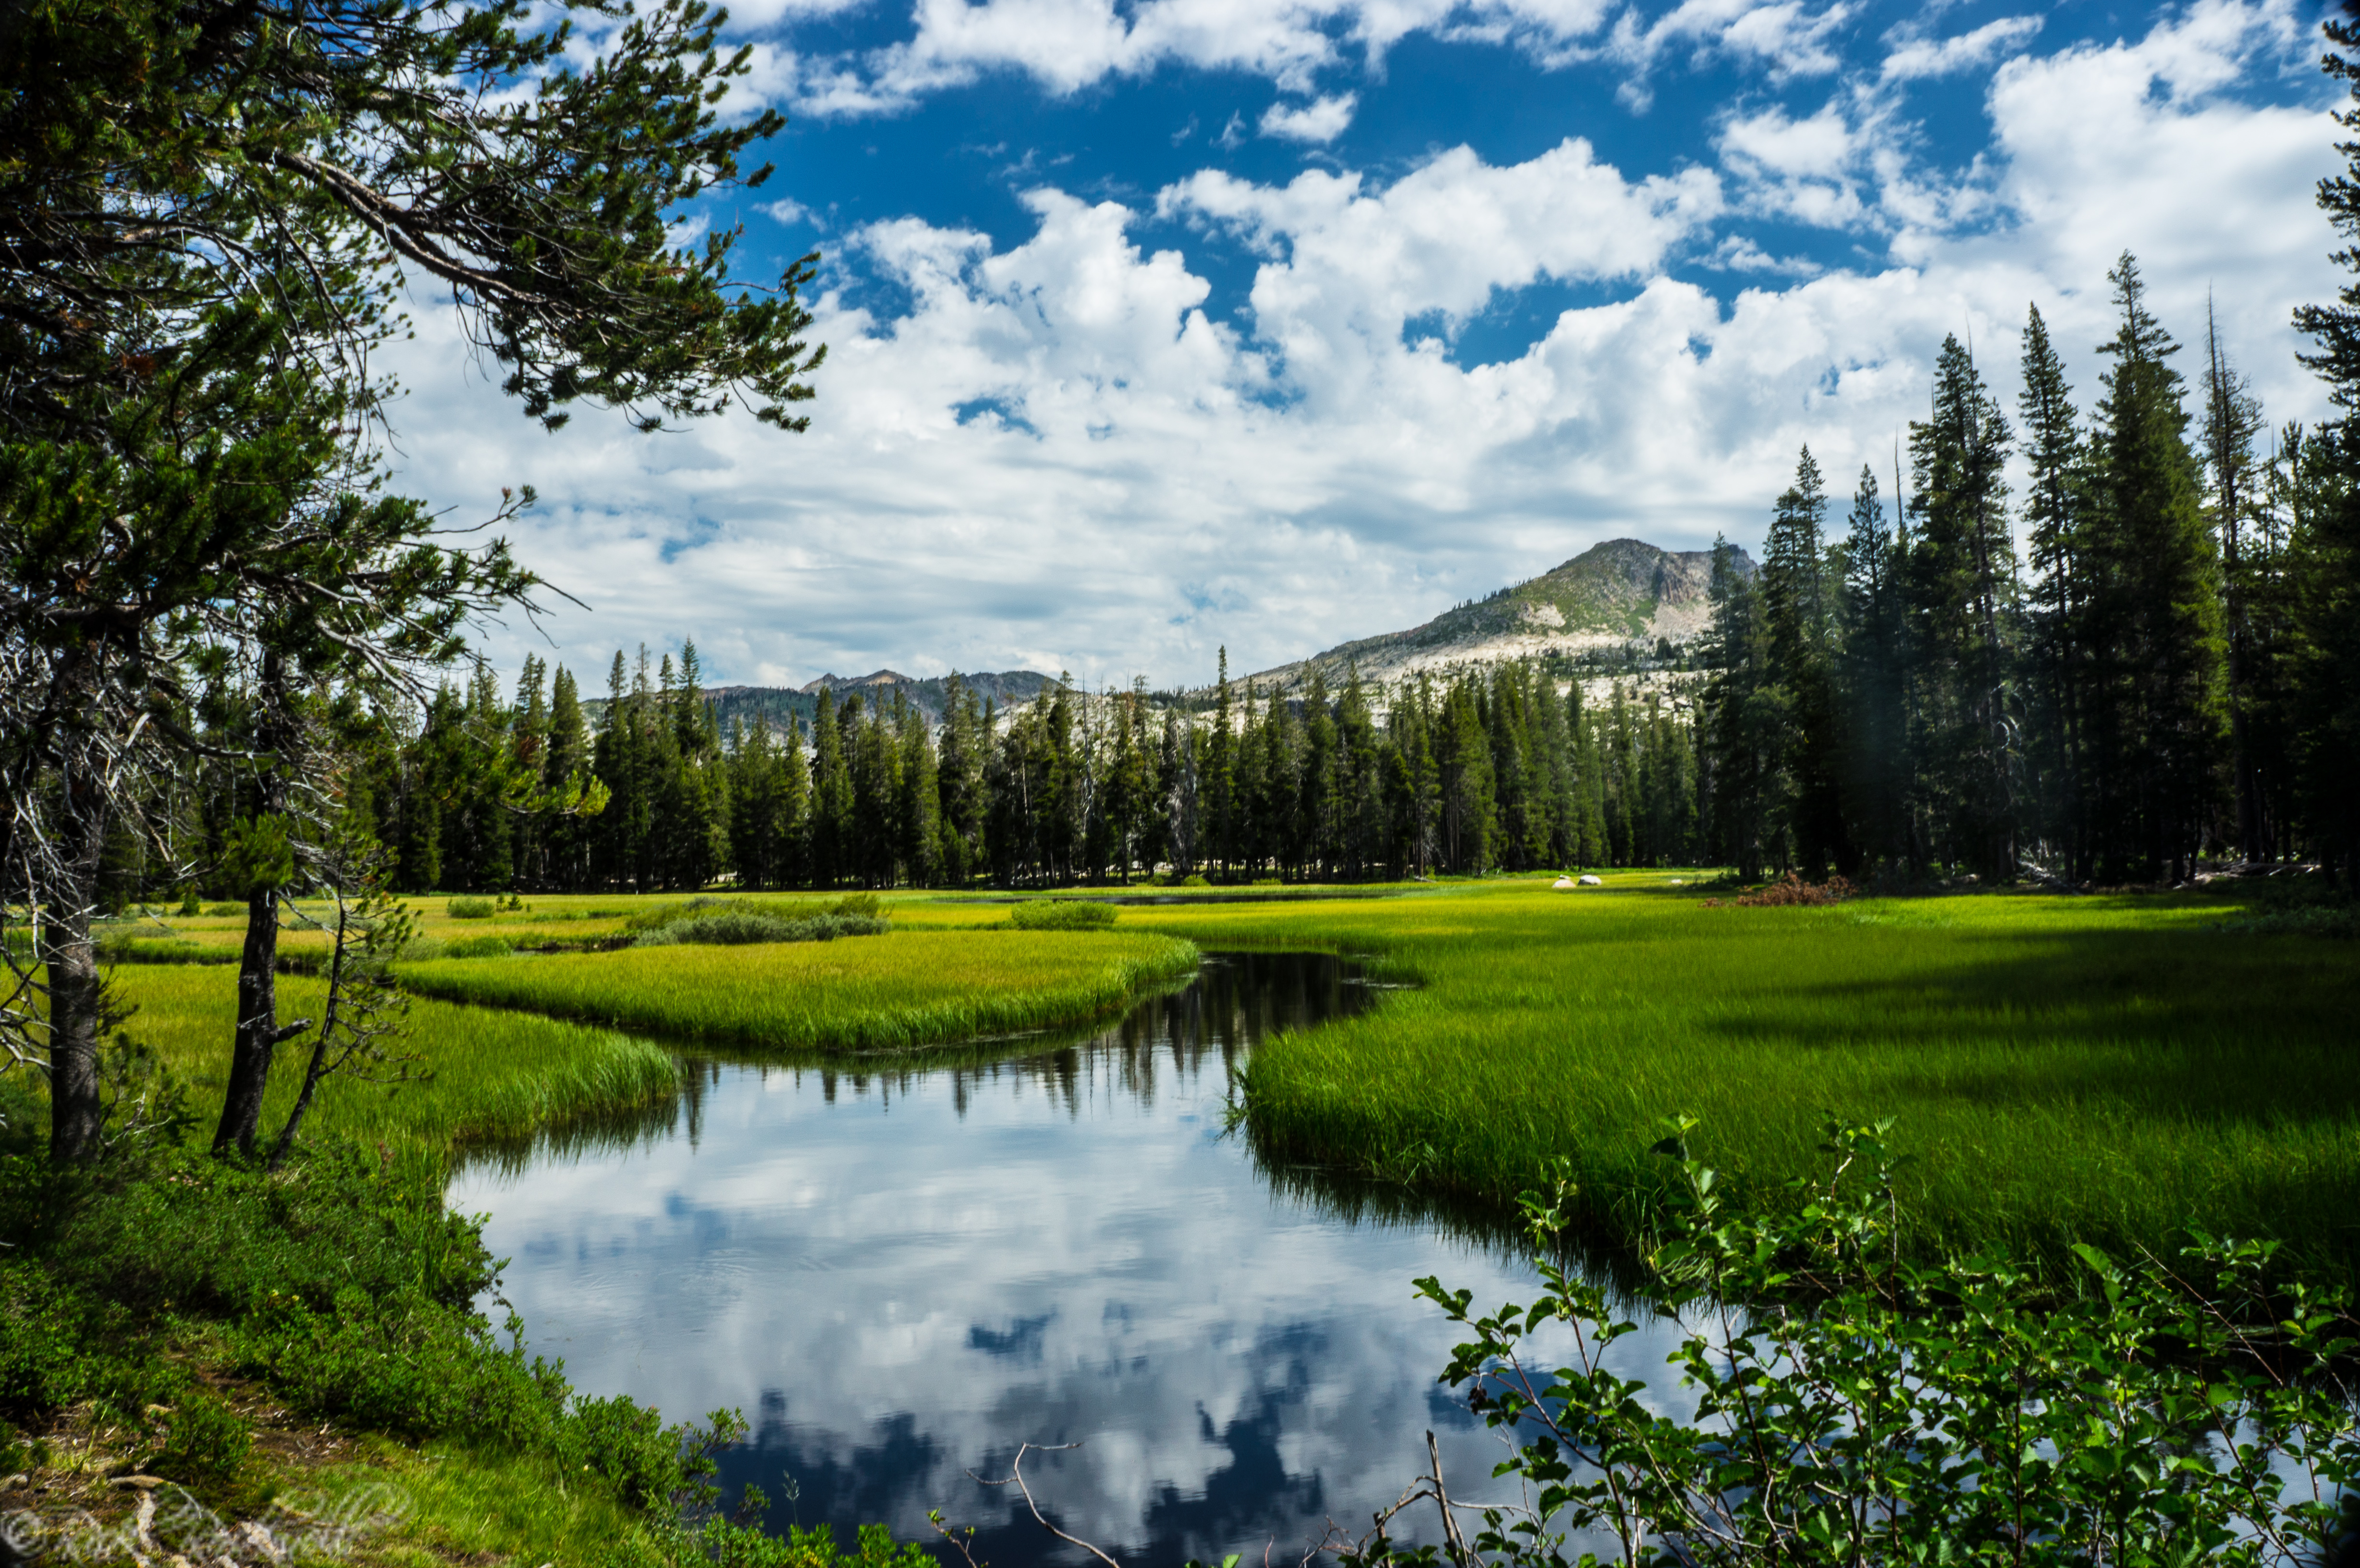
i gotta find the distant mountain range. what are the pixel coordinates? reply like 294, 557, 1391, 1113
589, 539, 1745, 732
1239, 538, 1751, 692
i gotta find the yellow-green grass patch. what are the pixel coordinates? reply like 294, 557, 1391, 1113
106, 965, 678, 1173
393, 929, 1201, 1052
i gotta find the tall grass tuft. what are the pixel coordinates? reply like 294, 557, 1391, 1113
109, 967, 679, 1174
396, 930, 1199, 1052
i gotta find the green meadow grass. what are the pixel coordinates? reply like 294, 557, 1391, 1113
1095, 876, 2360, 1282
108, 965, 679, 1173
393, 929, 1202, 1051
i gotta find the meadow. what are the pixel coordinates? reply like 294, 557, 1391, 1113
1067, 877, 2360, 1281
110, 965, 681, 1176
97, 877, 2360, 1279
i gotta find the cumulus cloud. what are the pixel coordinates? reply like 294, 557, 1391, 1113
770, 0, 1849, 118
1881, 14, 2042, 82
1606, 0, 1856, 110
1716, 101, 1877, 229
1259, 92, 1359, 144
378, 0, 2343, 691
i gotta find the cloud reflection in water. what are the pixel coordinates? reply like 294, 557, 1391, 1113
448, 954, 1689, 1567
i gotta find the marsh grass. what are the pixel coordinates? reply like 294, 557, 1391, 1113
393, 930, 1201, 1051
1105, 876, 2360, 1283
109, 967, 678, 1176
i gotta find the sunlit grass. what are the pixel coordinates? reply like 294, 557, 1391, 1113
1098, 876, 2360, 1282
109, 965, 678, 1174
392, 929, 1202, 1051
104, 875, 2360, 1280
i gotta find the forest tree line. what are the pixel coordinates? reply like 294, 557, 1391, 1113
1700, 252, 2360, 886
224, 645, 1707, 894
243, 247, 2360, 896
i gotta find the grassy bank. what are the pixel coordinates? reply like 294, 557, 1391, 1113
7, 916, 1200, 1566
114, 965, 682, 1175
393, 929, 1201, 1051
1081, 876, 2360, 1282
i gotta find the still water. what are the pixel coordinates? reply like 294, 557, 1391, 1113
449, 954, 1684, 1567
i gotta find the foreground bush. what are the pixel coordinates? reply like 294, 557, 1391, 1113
0, 1137, 721, 1525
1358, 1119, 2360, 1568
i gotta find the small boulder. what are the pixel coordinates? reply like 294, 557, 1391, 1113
1578, 874, 1603, 887
1552, 877, 1575, 890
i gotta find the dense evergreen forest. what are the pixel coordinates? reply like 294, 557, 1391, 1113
303, 645, 1696, 893
173, 249, 2348, 897
1707, 253, 2360, 887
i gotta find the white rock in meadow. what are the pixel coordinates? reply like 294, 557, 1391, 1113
1578, 874, 1603, 886
1551, 877, 1576, 890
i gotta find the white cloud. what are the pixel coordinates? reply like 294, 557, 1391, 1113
381, 0, 2344, 692
767, 0, 1734, 118
1607, 0, 1855, 109
1259, 92, 1359, 144
1881, 14, 2042, 82
762, 196, 825, 229
1715, 100, 1876, 229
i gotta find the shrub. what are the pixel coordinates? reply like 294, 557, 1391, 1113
148, 1387, 253, 1483
0, 1264, 92, 1415
440, 934, 516, 960
1361, 1119, 2360, 1568
1008, 900, 1117, 931
631, 912, 889, 948
237, 1285, 569, 1446
1726, 870, 1855, 907
205, 903, 247, 918
446, 897, 497, 920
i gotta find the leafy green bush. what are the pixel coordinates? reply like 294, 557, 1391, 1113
446, 897, 497, 920
626, 897, 892, 948
1361, 1118, 2360, 1568
204, 903, 247, 918
0, 1263, 94, 1415
237, 1285, 569, 1444
148, 1387, 253, 1483
440, 934, 516, 959
1008, 900, 1117, 931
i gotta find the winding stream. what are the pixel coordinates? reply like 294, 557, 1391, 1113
449, 953, 1685, 1567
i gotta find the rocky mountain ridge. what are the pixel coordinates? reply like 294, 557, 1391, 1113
1239, 538, 1749, 693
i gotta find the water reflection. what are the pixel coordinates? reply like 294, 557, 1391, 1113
450, 953, 1687, 1568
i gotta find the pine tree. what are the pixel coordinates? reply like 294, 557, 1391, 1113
808, 688, 851, 888
1761, 445, 1848, 874
1702, 538, 1777, 878
2202, 302, 2274, 863
1905, 335, 2018, 878
2085, 254, 2224, 880
1837, 465, 1909, 870
1204, 649, 1237, 880
545, 666, 592, 889
2018, 306, 2088, 874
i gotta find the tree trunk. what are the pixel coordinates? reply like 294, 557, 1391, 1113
212, 881, 283, 1155
46, 771, 108, 1164
215, 655, 300, 1156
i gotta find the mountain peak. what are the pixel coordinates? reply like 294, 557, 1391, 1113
1244, 538, 1750, 691
799, 669, 912, 694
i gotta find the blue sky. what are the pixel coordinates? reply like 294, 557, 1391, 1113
390, 0, 2348, 690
